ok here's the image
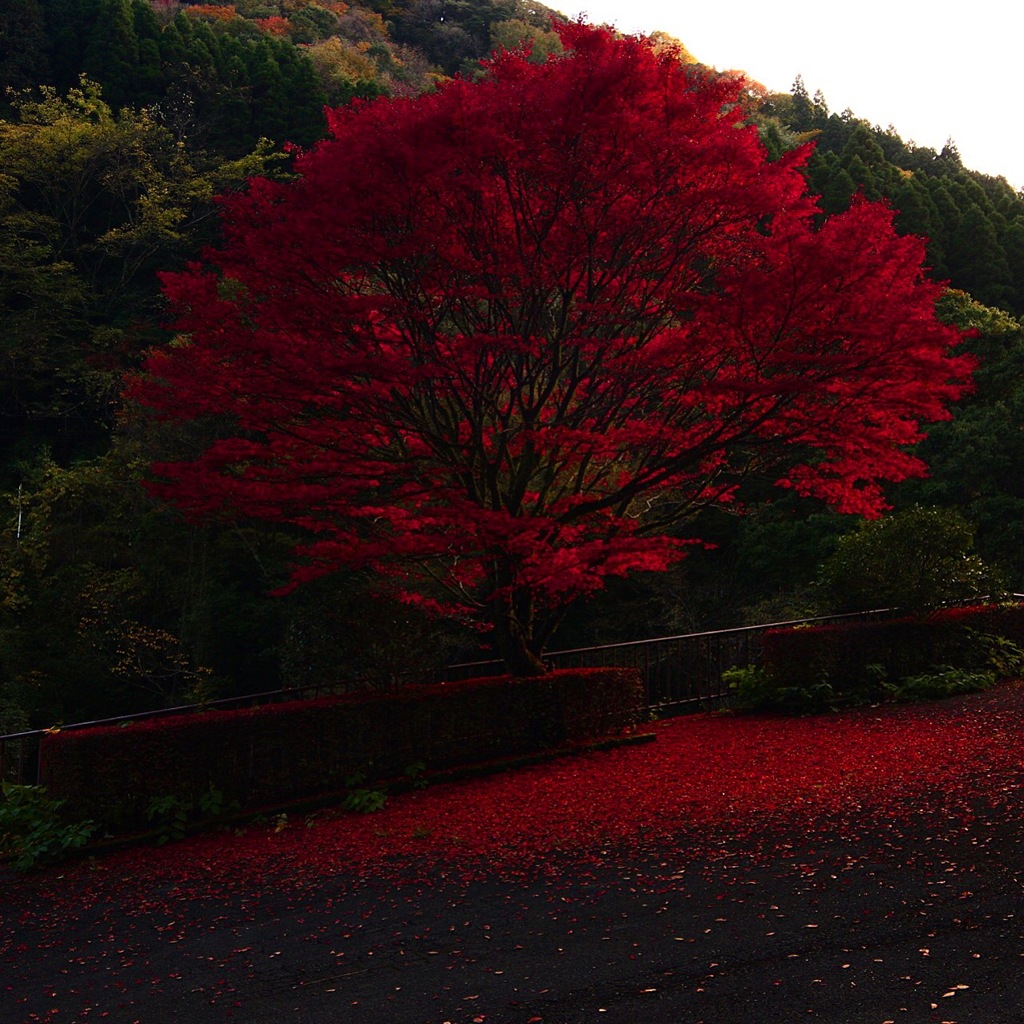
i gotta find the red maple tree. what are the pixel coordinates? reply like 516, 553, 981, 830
135, 25, 973, 675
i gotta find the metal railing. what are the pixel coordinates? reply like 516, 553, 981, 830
0, 602, 995, 787
440, 608, 897, 711
0, 678, 398, 788
0, 727, 40, 788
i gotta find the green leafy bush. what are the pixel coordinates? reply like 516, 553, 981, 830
887, 667, 996, 701
145, 792, 190, 846
817, 506, 1003, 613
724, 665, 839, 713
145, 784, 239, 845
403, 760, 429, 790
759, 604, 1024, 699
969, 630, 1024, 679
722, 665, 778, 710
0, 783, 95, 871
341, 789, 388, 814
726, 611, 1021, 713
340, 771, 388, 814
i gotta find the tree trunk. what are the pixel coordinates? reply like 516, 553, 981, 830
488, 571, 548, 677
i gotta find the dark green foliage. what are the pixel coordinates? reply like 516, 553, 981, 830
0, 437, 301, 726
817, 506, 1001, 614
729, 604, 1024, 713
889, 666, 996, 701
808, 151, 857, 215
761, 83, 1024, 316
145, 783, 238, 845
391, 0, 558, 75
0, 0, 50, 90
787, 75, 814, 131
724, 664, 838, 713
82, 0, 139, 109
279, 575, 467, 693
727, 660, 997, 713
340, 772, 388, 813
0, 782, 95, 871
894, 293, 1024, 583
948, 203, 1014, 307
36, 0, 329, 156
892, 177, 941, 256
144, 791, 190, 844
0, 80, 282, 476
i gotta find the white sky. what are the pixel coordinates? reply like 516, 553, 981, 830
558, 1, 1023, 190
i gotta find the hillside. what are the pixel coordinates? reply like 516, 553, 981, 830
1, 1, 1023, 732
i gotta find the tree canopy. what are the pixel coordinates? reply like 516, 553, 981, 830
135, 25, 973, 674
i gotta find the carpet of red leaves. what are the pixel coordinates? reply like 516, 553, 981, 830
8, 682, 1024, 897
2, 682, 1023, 1022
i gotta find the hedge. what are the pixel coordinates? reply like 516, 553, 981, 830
759, 603, 1024, 695
39, 667, 644, 829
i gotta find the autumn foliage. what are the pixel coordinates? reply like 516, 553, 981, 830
136, 25, 973, 674
39, 668, 643, 828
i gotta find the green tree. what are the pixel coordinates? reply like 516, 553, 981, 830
1001, 218, 1024, 311
0, 444, 279, 724
788, 74, 814, 130
82, 0, 140, 110
817, 506, 1000, 614
42, 0, 96, 93
947, 203, 1013, 308
0, 79, 282, 474
0, 178, 86, 473
893, 176, 939, 244
807, 151, 856, 215
490, 18, 562, 62
0, 0, 51, 90
894, 292, 1024, 584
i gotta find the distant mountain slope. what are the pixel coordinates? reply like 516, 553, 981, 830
5, 0, 1020, 312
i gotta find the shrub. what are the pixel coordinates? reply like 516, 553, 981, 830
760, 603, 1024, 696
887, 667, 996, 701
0, 783, 95, 872
144, 784, 240, 845
817, 506, 1003, 613
724, 665, 839, 713
731, 603, 1024, 712
722, 665, 778, 710
38, 668, 644, 832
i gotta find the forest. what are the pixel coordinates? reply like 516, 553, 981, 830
1, 0, 1023, 730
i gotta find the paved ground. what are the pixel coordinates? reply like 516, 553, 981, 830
3, 793, 1023, 1023
3, 699, 1024, 1024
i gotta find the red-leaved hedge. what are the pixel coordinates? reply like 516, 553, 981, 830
760, 603, 1024, 692
39, 667, 643, 829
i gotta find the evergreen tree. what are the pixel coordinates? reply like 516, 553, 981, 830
893, 176, 944, 272
894, 293, 1024, 582
44, 0, 98, 92
806, 150, 855, 215
815, 110, 857, 154
158, 16, 188, 67
82, 0, 139, 110
0, 0, 51, 90
274, 37, 328, 146
246, 39, 289, 141
132, 0, 168, 105
948, 203, 1013, 308
789, 73, 814, 130
924, 179, 963, 276
1001, 219, 1024, 311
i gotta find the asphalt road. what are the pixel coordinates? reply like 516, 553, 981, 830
4, 788, 1023, 1024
